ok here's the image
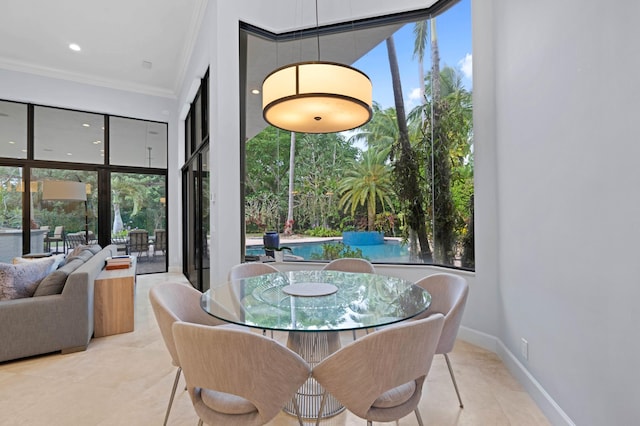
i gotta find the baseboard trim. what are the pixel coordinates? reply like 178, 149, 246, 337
458, 326, 575, 426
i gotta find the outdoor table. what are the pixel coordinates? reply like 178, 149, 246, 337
201, 269, 431, 419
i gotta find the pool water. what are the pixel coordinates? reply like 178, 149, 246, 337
246, 239, 411, 263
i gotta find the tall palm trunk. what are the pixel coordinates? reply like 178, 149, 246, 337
429, 18, 456, 264
386, 35, 433, 262
285, 132, 295, 235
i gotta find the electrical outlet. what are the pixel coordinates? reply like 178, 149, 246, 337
521, 338, 529, 360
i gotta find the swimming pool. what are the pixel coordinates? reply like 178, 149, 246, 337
246, 239, 411, 263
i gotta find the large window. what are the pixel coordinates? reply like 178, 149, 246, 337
0, 166, 25, 262
111, 172, 167, 274
182, 72, 210, 290
31, 168, 97, 247
241, 0, 473, 269
0, 101, 168, 273
110, 117, 168, 168
34, 106, 104, 164
0, 101, 27, 159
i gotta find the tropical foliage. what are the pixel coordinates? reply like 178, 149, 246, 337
337, 146, 394, 231
244, 17, 473, 268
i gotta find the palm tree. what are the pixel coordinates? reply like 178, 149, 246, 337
349, 102, 398, 153
386, 34, 433, 262
285, 131, 295, 235
338, 146, 394, 231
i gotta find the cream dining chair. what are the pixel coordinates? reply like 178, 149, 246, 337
322, 258, 376, 339
322, 257, 376, 274
228, 262, 280, 338
149, 282, 240, 426
312, 314, 445, 426
172, 321, 311, 426
228, 262, 279, 280
413, 273, 469, 408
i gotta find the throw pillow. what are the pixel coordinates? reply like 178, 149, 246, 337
0, 257, 57, 300
32, 269, 68, 297
12, 254, 65, 274
32, 258, 86, 297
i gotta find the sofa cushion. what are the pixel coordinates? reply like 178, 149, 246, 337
67, 244, 101, 259
66, 250, 93, 264
33, 258, 86, 297
85, 244, 102, 254
0, 257, 57, 300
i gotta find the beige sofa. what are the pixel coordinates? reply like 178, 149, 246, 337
0, 244, 117, 363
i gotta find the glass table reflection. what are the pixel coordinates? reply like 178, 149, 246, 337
201, 270, 431, 419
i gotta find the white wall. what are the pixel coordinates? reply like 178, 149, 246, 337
0, 68, 175, 122
480, 0, 640, 424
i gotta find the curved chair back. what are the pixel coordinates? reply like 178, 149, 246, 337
322, 258, 376, 274
228, 262, 280, 337
414, 273, 469, 354
228, 262, 279, 281
149, 282, 228, 367
173, 322, 311, 426
313, 314, 444, 424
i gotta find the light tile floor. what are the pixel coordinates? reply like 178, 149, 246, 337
0, 273, 550, 426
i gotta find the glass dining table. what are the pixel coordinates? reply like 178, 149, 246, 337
200, 269, 431, 419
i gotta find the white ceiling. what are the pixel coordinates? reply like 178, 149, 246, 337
0, 0, 208, 99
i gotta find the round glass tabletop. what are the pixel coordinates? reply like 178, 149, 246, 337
201, 270, 431, 332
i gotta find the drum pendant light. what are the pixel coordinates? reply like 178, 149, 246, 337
262, 1, 372, 134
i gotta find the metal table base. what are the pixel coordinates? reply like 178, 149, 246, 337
285, 331, 345, 419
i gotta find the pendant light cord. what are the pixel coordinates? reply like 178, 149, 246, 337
315, 0, 320, 61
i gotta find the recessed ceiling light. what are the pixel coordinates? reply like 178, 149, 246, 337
66, 152, 73, 156
21, 149, 27, 153
93, 140, 102, 145
82, 123, 90, 127
251, 89, 260, 95
69, 43, 81, 52
8, 141, 15, 144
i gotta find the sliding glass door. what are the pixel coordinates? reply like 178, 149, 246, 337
182, 148, 209, 290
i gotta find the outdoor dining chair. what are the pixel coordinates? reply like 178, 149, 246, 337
46, 226, 64, 253
128, 229, 150, 259
153, 229, 167, 256
312, 314, 445, 426
172, 321, 311, 426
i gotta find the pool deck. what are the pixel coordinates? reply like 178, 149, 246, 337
245, 234, 403, 247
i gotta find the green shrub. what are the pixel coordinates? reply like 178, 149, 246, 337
304, 227, 341, 237
310, 242, 368, 261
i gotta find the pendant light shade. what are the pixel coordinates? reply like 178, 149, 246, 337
262, 61, 373, 134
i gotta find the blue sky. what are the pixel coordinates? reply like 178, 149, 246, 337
353, 0, 472, 111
